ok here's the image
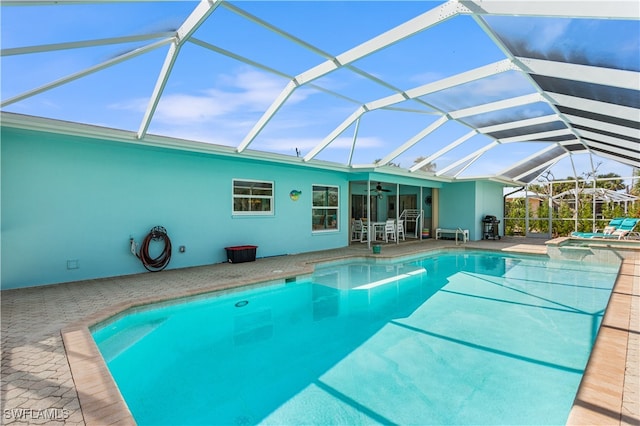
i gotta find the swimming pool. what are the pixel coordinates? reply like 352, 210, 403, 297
92, 250, 619, 425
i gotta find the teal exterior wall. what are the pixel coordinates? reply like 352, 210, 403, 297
1, 128, 349, 289
439, 181, 477, 235
439, 181, 504, 240
1, 126, 500, 289
475, 180, 505, 239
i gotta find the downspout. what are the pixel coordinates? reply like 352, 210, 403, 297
419, 186, 423, 240
367, 179, 371, 250
592, 180, 596, 231
396, 183, 400, 245
548, 182, 553, 238
525, 185, 530, 236
575, 179, 579, 232
432, 188, 439, 232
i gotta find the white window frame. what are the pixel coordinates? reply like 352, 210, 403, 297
232, 179, 274, 216
312, 184, 339, 232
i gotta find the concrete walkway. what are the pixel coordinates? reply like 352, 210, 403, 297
1, 237, 637, 425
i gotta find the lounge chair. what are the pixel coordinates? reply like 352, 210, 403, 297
571, 217, 623, 238
571, 218, 638, 240
604, 218, 639, 240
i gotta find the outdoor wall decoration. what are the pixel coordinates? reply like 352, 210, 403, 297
289, 190, 301, 201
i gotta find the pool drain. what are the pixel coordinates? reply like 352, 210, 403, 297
235, 300, 249, 308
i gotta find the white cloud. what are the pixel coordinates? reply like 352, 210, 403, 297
155, 93, 234, 122
110, 68, 312, 125
409, 71, 446, 86
470, 72, 533, 97
334, 136, 384, 149
535, 20, 571, 51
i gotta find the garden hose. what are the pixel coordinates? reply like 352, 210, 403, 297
134, 226, 172, 272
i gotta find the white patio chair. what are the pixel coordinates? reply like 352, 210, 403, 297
352, 219, 366, 242
397, 220, 406, 241
384, 219, 396, 242
351, 220, 360, 241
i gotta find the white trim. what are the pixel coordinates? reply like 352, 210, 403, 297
232, 179, 275, 216
311, 184, 340, 233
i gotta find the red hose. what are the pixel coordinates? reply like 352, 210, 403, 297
138, 227, 172, 272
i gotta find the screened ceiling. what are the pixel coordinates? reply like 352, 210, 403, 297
2, 1, 639, 185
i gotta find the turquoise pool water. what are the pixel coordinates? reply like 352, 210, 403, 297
92, 251, 619, 425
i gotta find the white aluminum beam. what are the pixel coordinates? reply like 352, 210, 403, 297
188, 37, 362, 106
406, 59, 516, 100
366, 93, 413, 112
478, 114, 559, 134
189, 37, 291, 80
1, 38, 173, 108
221, 2, 334, 60
137, 0, 222, 139
347, 117, 361, 166
294, 1, 466, 86
437, 141, 499, 176
303, 106, 367, 161
546, 92, 640, 123
577, 130, 640, 153
1, 32, 175, 57
512, 155, 568, 182
452, 152, 483, 178
409, 130, 477, 172
518, 57, 640, 91
448, 93, 543, 120
378, 116, 449, 166
234, 0, 464, 154
305, 58, 513, 162
137, 42, 180, 139
566, 115, 640, 140
498, 128, 573, 144
498, 144, 563, 176
175, 0, 221, 43
365, 59, 514, 112
222, 2, 417, 100
237, 80, 299, 152
461, 0, 638, 20
471, 11, 590, 156
590, 150, 640, 168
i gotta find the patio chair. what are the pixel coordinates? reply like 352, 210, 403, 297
397, 220, 405, 241
352, 219, 368, 242
571, 217, 637, 239
603, 218, 639, 240
351, 220, 360, 241
384, 220, 396, 242
570, 217, 624, 239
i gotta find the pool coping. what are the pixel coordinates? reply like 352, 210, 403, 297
566, 253, 639, 425
60, 244, 638, 425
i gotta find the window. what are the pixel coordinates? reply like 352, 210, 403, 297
233, 179, 273, 215
312, 185, 339, 231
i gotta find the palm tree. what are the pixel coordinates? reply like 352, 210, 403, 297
413, 156, 436, 173
596, 173, 626, 191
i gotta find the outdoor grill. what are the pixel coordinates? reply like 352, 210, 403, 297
482, 215, 501, 240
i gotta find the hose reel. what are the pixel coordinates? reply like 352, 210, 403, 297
130, 226, 172, 272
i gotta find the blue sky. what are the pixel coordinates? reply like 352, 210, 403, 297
1, 1, 638, 182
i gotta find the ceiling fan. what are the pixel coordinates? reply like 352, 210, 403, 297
372, 183, 391, 193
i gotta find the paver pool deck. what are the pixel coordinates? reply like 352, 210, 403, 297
1, 237, 638, 425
